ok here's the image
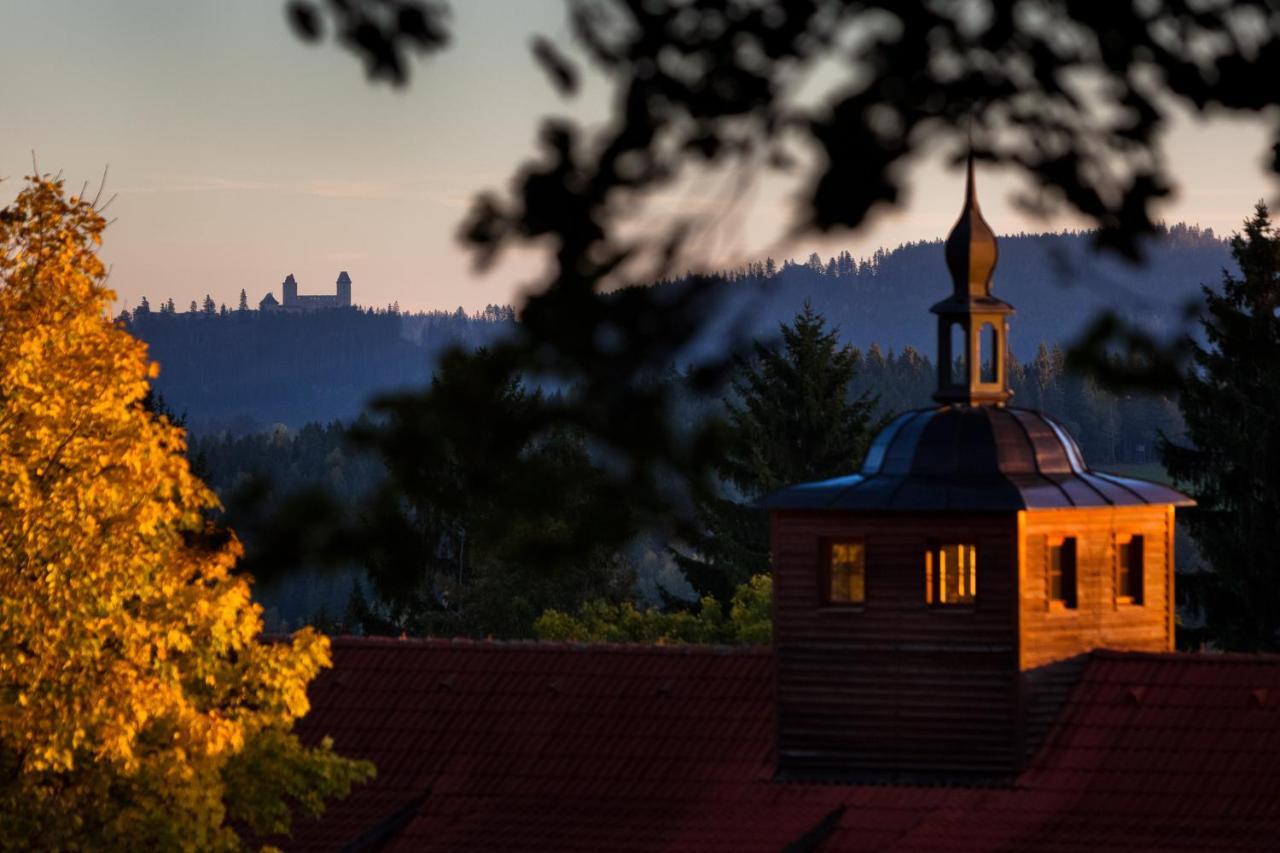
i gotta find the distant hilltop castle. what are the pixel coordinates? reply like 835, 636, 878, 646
259, 272, 352, 312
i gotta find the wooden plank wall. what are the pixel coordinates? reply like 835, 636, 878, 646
1019, 506, 1173, 671
771, 510, 1020, 780
1018, 653, 1089, 762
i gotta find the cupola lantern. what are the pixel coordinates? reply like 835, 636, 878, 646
933, 156, 1014, 406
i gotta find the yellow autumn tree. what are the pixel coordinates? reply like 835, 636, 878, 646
0, 176, 372, 849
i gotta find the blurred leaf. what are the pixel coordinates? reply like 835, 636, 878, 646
286, 1, 322, 41
531, 35, 579, 96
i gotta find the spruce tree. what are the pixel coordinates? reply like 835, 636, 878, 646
678, 304, 878, 601
238, 288, 249, 311
1163, 203, 1280, 650
345, 347, 633, 638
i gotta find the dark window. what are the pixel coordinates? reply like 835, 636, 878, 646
826, 541, 866, 604
927, 542, 976, 605
980, 322, 998, 384
1048, 537, 1078, 608
950, 322, 967, 386
1117, 535, 1144, 603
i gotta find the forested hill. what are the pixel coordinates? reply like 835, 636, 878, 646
126, 226, 1228, 434
125, 306, 514, 433
663, 223, 1231, 364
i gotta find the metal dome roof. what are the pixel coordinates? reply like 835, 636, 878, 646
759, 406, 1194, 512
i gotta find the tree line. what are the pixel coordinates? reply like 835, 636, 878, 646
121, 229, 1228, 439
197, 316, 1186, 635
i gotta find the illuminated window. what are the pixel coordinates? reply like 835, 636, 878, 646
1048, 537, 1078, 608
1117, 535, 1144, 603
926, 542, 977, 605
827, 541, 866, 604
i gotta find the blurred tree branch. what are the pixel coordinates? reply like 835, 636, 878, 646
284, 0, 1280, 526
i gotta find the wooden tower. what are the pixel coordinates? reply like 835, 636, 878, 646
761, 159, 1194, 783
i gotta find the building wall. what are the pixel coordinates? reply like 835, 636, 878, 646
771, 510, 1021, 781
771, 504, 1177, 781
277, 293, 349, 312
1018, 505, 1174, 670
290, 295, 341, 309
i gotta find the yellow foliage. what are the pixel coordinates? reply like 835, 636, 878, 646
0, 177, 372, 850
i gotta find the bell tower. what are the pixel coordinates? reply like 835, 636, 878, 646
761, 155, 1193, 784
932, 156, 1014, 406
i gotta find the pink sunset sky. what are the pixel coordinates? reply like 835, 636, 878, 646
3, 0, 1276, 314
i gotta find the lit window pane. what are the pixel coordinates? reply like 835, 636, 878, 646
931, 543, 976, 605
830, 542, 865, 604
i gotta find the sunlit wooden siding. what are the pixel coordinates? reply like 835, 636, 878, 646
772, 510, 1020, 780
1019, 505, 1174, 671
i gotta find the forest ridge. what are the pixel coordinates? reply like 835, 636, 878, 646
126, 225, 1228, 434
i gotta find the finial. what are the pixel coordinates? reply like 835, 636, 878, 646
964, 150, 974, 196
944, 153, 998, 299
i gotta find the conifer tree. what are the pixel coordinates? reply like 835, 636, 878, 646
678, 305, 878, 601
238, 288, 249, 312
342, 347, 632, 638
0, 176, 371, 847
1163, 203, 1280, 650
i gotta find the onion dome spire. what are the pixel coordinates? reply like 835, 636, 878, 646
931, 155, 1014, 406
945, 155, 998, 298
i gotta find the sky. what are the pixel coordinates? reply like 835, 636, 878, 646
2, 1, 1278, 314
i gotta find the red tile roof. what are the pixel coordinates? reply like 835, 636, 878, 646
286, 639, 1280, 852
